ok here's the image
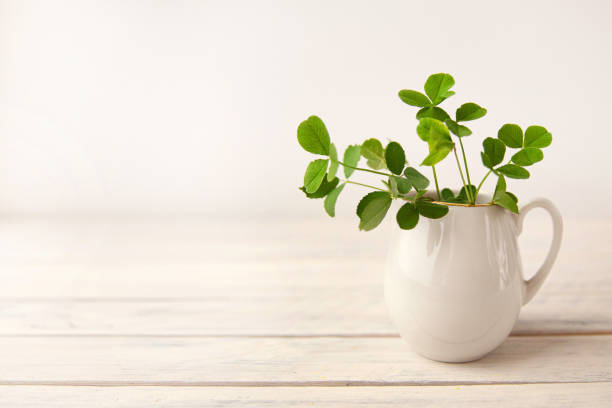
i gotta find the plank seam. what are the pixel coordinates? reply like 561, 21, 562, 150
0, 380, 610, 387
0, 332, 609, 338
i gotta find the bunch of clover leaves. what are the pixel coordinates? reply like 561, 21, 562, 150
298, 73, 553, 231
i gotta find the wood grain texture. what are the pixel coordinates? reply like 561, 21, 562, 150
1, 335, 610, 385
0, 215, 605, 273
1, 383, 611, 408
0, 217, 610, 336
0, 216, 609, 405
0, 284, 610, 336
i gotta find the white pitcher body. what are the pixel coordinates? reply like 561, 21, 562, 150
384, 197, 562, 362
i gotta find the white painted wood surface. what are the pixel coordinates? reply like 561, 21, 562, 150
0, 335, 611, 385
1, 384, 611, 408
0, 216, 610, 405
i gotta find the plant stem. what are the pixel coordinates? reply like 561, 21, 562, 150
457, 137, 474, 204
431, 166, 441, 200
453, 146, 473, 203
474, 157, 515, 200
474, 169, 492, 198
338, 161, 393, 178
342, 179, 387, 192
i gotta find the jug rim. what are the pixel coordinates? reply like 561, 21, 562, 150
415, 190, 495, 208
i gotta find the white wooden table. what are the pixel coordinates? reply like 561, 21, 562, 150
0, 215, 610, 406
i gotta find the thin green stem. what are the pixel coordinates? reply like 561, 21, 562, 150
457, 137, 474, 204
474, 169, 492, 199
431, 166, 441, 200
453, 146, 473, 202
338, 161, 393, 178
342, 179, 387, 192
474, 157, 516, 200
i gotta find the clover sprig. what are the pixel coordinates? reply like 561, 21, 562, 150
298, 73, 553, 231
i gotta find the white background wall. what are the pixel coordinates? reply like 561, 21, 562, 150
0, 0, 610, 217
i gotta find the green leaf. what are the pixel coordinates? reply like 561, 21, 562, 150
324, 183, 345, 217
297, 115, 331, 155
416, 107, 451, 122
303, 159, 329, 193
511, 147, 543, 166
356, 191, 392, 231
507, 192, 518, 203
498, 124, 523, 148
398, 90, 431, 107
415, 198, 449, 219
416, 117, 451, 142
456, 102, 487, 122
494, 192, 519, 214
454, 196, 467, 204
388, 176, 399, 196
343, 145, 361, 178
366, 159, 385, 170
524, 126, 552, 148
481, 152, 493, 168
441, 188, 455, 201
421, 145, 453, 166
361, 138, 386, 170
416, 118, 454, 166
497, 164, 530, 179
457, 185, 476, 203
393, 176, 412, 194
396, 202, 419, 230
327, 143, 338, 181
482, 137, 506, 167
403, 167, 430, 190
424, 73, 455, 105
423, 140, 454, 166
493, 175, 506, 201
445, 119, 472, 137
300, 176, 339, 198
385, 142, 406, 175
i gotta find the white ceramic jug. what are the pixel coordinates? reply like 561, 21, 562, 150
384, 195, 563, 362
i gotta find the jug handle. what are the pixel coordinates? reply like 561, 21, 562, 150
517, 198, 563, 305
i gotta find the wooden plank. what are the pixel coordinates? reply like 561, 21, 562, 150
0, 277, 609, 335
0, 215, 605, 270
0, 217, 608, 403
0, 250, 607, 301
0, 216, 609, 336
0, 216, 386, 266
0, 335, 610, 385
0, 383, 611, 407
